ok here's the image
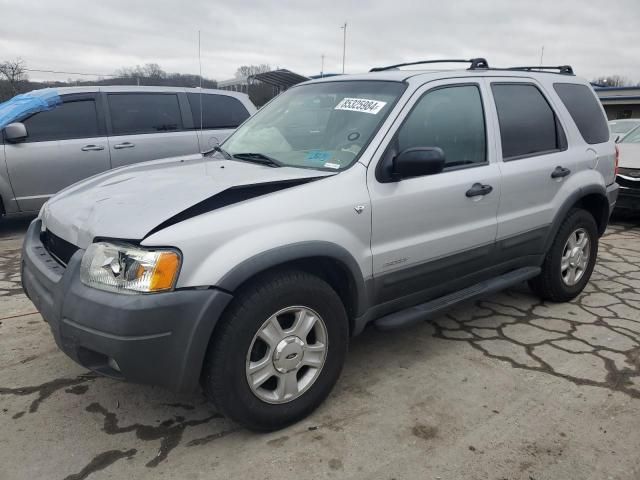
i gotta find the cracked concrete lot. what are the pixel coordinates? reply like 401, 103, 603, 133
1, 216, 639, 480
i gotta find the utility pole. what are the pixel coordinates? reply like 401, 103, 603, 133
321, 54, 325, 77
341, 22, 347, 74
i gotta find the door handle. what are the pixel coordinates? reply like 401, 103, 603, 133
113, 142, 135, 149
551, 166, 571, 179
81, 144, 105, 151
466, 183, 493, 198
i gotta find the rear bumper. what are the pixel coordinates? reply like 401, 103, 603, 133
21, 219, 233, 392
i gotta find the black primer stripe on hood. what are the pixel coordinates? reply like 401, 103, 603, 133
144, 177, 325, 238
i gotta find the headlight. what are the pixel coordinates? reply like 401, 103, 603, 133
80, 242, 181, 294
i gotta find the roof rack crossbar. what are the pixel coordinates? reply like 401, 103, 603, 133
507, 65, 574, 75
370, 58, 489, 72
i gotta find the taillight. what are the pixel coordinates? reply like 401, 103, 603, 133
615, 145, 620, 177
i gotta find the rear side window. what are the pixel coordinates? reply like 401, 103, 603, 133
22, 99, 100, 142
108, 93, 183, 135
187, 93, 250, 129
396, 85, 487, 168
553, 83, 609, 144
492, 83, 566, 160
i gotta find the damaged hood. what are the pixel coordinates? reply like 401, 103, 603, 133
42, 154, 333, 248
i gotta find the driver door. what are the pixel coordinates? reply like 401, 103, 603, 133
367, 79, 501, 307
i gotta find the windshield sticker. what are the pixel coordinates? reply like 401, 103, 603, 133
323, 162, 341, 169
334, 98, 387, 115
305, 150, 333, 163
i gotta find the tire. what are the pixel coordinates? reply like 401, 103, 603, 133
201, 269, 349, 431
528, 208, 598, 302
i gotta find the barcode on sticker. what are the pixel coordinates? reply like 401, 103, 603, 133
335, 98, 387, 115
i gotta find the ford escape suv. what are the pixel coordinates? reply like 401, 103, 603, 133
21, 59, 618, 431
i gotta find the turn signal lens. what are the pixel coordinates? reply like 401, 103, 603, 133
150, 252, 181, 291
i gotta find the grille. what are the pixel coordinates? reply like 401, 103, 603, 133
41, 230, 79, 266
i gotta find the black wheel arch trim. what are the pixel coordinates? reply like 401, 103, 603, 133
544, 184, 609, 253
216, 241, 370, 319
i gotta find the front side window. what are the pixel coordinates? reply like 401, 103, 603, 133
395, 84, 487, 168
621, 126, 640, 144
492, 83, 565, 160
609, 120, 640, 135
188, 93, 250, 129
222, 81, 406, 170
22, 99, 100, 142
108, 93, 183, 135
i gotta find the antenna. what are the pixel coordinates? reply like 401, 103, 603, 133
539, 46, 545, 66
198, 30, 204, 149
321, 54, 325, 78
340, 22, 347, 74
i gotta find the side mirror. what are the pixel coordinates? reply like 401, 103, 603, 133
392, 147, 445, 180
3, 122, 28, 143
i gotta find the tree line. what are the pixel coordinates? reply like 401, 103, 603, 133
0, 58, 274, 103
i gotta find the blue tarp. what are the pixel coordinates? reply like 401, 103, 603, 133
0, 89, 61, 129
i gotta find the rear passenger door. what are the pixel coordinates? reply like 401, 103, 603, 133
487, 79, 574, 255
105, 92, 200, 168
4, 92, 110, 212
187, 92, 251, 151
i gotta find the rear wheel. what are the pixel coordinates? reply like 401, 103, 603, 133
202, 270, 348, 431
529, 208, 598, 302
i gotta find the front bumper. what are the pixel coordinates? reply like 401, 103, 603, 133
21, 220, 233, 392
614, 175, 640, 211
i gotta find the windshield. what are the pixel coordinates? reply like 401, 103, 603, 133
609, 120, 640, 134
222, 81, 406, 170
621, 125, 640, 144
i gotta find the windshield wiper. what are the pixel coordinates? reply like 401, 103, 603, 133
232, 152, 283, 168
202, 144, 232, 159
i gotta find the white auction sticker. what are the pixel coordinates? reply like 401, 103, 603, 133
335, 98, 387, 115
323, 162, 341, 169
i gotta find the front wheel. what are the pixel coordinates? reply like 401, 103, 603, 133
202, 270, 348, 431
529, 208, 599, 302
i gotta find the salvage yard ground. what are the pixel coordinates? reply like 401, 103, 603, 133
1, 216, 639, 480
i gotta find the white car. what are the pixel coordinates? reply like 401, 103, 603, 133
609, 119, 640, 141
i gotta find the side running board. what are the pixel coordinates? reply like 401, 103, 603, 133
373, 266, 541, 331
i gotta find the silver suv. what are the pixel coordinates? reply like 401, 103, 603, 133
21, 59, 619, 431
1, 86, 255, 213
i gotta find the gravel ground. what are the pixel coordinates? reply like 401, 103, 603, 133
0, 215, 639, 480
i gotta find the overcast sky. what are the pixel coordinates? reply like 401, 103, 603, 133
1, 0, 639, 83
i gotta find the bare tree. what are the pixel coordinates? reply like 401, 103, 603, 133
142, 63, 166, 79
116, 63, 166, 79
235, 64, 271, 78
0, 58, 28, 94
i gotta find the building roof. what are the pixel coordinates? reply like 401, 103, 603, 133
250, 69, 310, 89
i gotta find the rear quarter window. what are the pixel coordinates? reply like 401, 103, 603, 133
553, 83, 609, 144
187, 93, 250, 129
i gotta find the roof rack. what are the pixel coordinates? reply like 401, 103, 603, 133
369, 58, 489, 72
507, 65, 574, 75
